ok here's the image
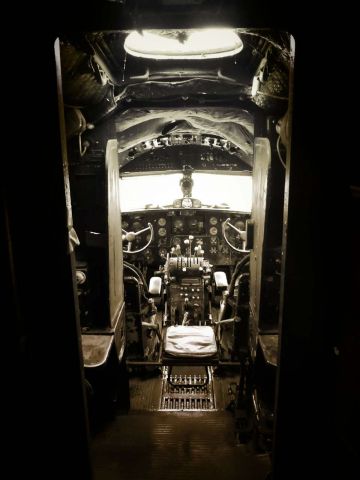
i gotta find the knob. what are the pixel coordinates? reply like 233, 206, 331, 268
76, 270, 86, 285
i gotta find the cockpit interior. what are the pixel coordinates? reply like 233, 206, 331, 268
7, 1, 358, 480
59, 15, 289, 477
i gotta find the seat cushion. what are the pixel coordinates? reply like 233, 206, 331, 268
164, 326, 217, 357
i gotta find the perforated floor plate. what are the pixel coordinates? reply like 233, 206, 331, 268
160, 366, 215, 411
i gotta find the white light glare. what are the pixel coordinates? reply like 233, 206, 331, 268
124, 29, 243, 60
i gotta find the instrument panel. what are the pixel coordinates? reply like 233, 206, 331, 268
122, 208, 250, 266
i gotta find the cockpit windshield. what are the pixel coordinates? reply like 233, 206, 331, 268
119, 172, 252, 212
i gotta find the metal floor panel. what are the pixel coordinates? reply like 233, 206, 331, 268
160, 366, 215, 411
128, 365, 240, 411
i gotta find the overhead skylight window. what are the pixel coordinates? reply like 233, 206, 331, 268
124, 29, 243, 60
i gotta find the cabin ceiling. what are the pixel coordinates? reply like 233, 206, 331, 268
60, 27, 290, 172
115, 107, 253, 164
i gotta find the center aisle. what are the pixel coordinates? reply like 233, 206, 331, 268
91, 410, 270, 480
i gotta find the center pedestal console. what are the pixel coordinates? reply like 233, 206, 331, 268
165, 242, 212, 325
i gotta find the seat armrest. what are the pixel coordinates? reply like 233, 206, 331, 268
149, 276, 162, 295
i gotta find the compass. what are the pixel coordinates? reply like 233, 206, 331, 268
181, 197, 193, 208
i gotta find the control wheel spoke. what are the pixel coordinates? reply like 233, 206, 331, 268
222, 218, 249, 253
122, 223, 154, 254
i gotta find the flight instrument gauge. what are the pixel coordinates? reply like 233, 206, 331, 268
181, 197, 193, 208
173, 219, 184, 232
132, 221, 142, 231
235, 220, 245, 230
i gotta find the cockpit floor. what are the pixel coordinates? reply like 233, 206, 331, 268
90, 366, 270, 479
91, 410, 270, 480
128, 366, 240, 411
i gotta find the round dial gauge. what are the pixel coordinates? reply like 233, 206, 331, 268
158, 227, 166, 237
235, 220, 245, 230
158, 217, 166, 226
209, 216, 218, 225
122, 221, 129, 230
173, 219, 184, 232
132, 221, 142, 231
209, 226, 218, 236
181, 197, 193, 208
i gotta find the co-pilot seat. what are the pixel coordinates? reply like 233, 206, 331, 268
161, 238, 225, 385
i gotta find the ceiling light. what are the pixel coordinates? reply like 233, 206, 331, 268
124, 29, 243, 60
